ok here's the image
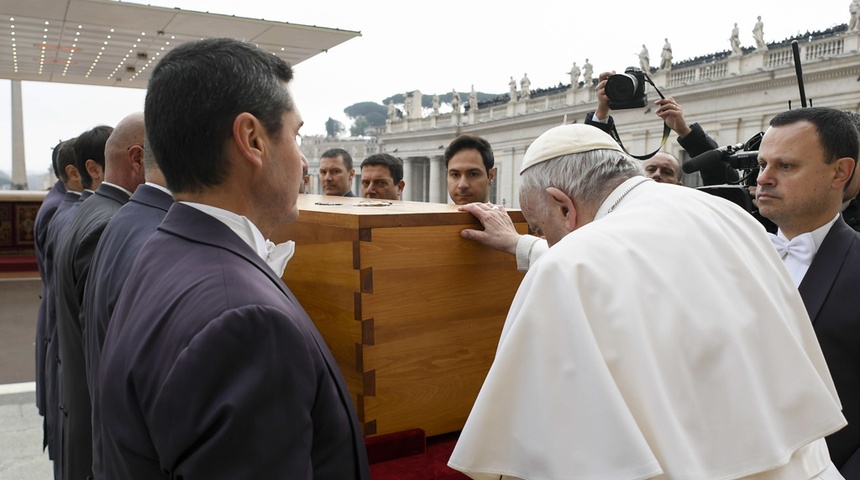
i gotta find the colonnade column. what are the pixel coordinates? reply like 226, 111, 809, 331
402, 157, 414, 201
11, 80, 27, 189
429, 156, 445, 203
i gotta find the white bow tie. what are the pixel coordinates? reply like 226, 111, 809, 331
264, 240, 295, 277
769, 232, 814, 265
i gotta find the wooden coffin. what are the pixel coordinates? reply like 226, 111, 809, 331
273, 195, 527, 437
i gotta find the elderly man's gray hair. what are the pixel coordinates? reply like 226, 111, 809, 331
519, 149, 643, 210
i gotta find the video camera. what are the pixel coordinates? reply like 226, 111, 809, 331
684, 132, 763, 212
683, 132, 762, 186
605, 67, 648, 110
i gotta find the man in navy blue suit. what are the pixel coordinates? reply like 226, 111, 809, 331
33, 141, 67, 461
83, 141, 173, 478
756, 107, 860, 477
40, 138, 85, 477
97, 38, 369, 479
54, 116, 145, 480
34, 142, 66, 419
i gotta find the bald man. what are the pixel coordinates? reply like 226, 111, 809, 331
54, 112, 146, 480
643, 152, 683, 185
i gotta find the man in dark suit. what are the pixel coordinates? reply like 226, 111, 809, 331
839, 111, 860, 232
39, 138, 84, 476
319, 148, 357, 196
756, 107, 860, 477
83, 141, 173, 478
34, 141, 67, 419
54, 116, 145, 480
97, 38, 369, 479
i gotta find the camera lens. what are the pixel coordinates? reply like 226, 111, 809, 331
606, 74, 637, 102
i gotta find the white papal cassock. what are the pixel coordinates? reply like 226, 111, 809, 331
449, 177, 846, 480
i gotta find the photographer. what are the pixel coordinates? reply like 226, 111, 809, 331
586, 71, 739, 186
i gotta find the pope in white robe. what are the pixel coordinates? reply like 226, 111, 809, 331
448, 124, 846, 480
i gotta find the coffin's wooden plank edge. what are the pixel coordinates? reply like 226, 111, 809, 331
293, 194, 525, 229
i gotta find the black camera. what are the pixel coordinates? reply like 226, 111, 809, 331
605, 67, 647, 109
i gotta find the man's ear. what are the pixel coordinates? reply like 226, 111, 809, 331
546, 187, 577, 233
65, 164, 79, 181
232, 112, 265, 168
85, 159, 103, 181
128, 144, 144, 177
397, 180, 405, 196
348, 168, 356, 181
488, 167, 496, 183
833, 157, 856, 190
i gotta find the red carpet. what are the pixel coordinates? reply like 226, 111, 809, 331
366, 430, 469, 480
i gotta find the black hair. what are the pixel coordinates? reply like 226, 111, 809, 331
360, 153, 403, 183
73, 125, 113, 189
770, 108, 859, 164
321, 148, 354, 170
56, 138, 78, 183
145, 38, 294, 193
444, 134, 495, 175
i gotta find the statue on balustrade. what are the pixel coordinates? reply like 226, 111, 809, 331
639, 45, 650, 72
730, 23, 743, 55
403, 91, 412, 118
660, 38, 672, 70
451, 89, 461, 114
509, 76, 518, 102
432, 94, 440, 115
753, 16, 767, 50
850, 0, 860, 31
568, 62, 581, 88
582, 59, 593, 87
469, 85, 478, 112
387, 101, 396, 122
520, 74, 531, 99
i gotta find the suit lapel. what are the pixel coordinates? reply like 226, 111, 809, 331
799, 218, 855, 323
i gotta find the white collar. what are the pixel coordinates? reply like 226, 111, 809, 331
143, 182, 172, 196
179, 202, 294, 276
100, 181, 133, 197
775, 213, 840, 258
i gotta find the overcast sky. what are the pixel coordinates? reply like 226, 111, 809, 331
0, 0, 850, 176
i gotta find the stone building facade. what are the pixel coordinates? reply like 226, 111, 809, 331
303, 26, 860, 208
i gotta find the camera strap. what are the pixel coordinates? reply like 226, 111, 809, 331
606, 76, 671, 161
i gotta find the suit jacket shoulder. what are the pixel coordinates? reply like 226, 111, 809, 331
99, 204, 369, 479
799, 216, 860, 473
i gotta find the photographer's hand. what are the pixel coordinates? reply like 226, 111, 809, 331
594, 71, 614, 120
655, 96, 692, 137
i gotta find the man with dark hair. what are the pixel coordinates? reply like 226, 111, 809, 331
360, 153, 404, 200
97, 38, 369, 479
319, 147, 356, 196
756, 107, 860, 477
40, 138, 84, 476
83, 138, 173, 478
445, 134, 495, 205
73, 125, 114, 191
33, 140, 67, 465
34, 142, 67, 413
54, 113, 145, 480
